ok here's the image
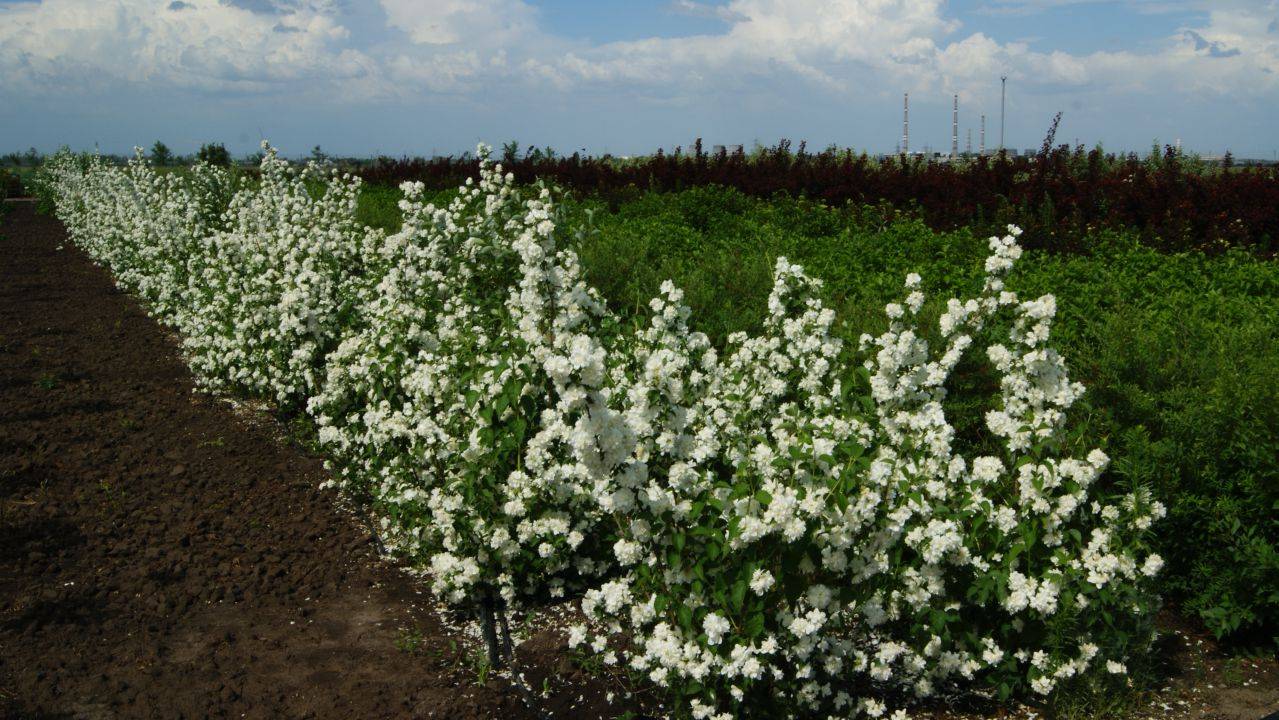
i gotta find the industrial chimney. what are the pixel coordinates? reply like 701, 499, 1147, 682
980, 114, 986, 156
1000, 75, 1007, 151
952, 94, 959, 159
902, 93, 910, 155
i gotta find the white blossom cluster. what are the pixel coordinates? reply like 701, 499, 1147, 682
307, 152, 626, 605
572, 228, 1165, 717
40, 148, 1164, 719
40, 144, 382, 407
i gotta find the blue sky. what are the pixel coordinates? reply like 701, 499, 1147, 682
1, 0, 1276, 158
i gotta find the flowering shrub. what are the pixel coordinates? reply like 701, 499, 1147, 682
572, 228, 1165, 717
308, 156, 624, 608
39, 150, 219, 317
40, 146, 1164, 718
178, 146, 383, 406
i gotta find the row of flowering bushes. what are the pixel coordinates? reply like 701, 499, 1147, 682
38, 146, 1166, 718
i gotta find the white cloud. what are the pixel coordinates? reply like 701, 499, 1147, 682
0, 0, 375, 96
669, 0, 747, 23
973, 0, 1200, 17
379, 0, 539, 46
513, 0, 1279, 105
513, 0, 960, 95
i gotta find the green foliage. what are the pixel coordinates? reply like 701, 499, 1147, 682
1039, 249, 1279, 648
354, 182, 455, 234
151, 141, 173, 167
196, 142, 232, 167
0, 167, 22, 200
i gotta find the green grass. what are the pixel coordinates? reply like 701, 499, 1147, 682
354, 182, 454, 234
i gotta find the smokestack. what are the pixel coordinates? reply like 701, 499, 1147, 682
967, 128, 972, 156
980, 114, 986, 155
902, 93, 910, 155
1000, 75, 1007, 151
952, 94, 959, 159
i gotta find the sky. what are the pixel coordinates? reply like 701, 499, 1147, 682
1, 0, 1277, 159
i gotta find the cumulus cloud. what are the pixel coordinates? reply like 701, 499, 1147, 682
380, 0, 539, 46
669, 0, 748, 23
514, 0, 962, 95
1, 0, 1276, 126
0, 0, 376, 96
531, 0, 1279, 106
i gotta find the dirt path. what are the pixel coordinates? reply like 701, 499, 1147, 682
0, 202, 601, 719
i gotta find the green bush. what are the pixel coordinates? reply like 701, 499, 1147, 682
1, 167, 22, 199
1023, 249, 1279, 646
196, 142, 232, 167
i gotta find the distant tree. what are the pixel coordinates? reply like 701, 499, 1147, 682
310, 144, 328, 163
196, 142, 231, 167
1038, 111, 1062, 160
24, 147, 40, 166
501, 140, 520, 165
525, 145, 557, 163
151, 141, 173, 167
243, 151, 266, 166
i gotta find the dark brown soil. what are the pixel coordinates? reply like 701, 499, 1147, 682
0, 201, 625, 720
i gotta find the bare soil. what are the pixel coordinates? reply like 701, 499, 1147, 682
0, 202, 624, 720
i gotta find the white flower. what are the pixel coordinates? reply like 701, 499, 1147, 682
613, 538, 643, 565
750, 569, 775, 595
1141, 554, 1164, 577
704, 612, 731, 645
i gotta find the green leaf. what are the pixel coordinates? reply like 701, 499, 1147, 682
731, 578, 747, 612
